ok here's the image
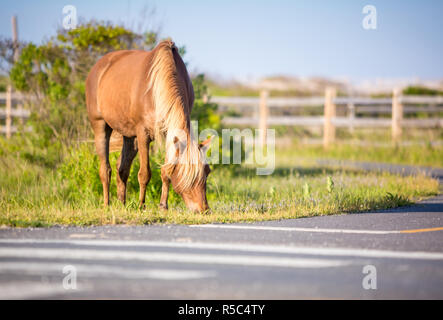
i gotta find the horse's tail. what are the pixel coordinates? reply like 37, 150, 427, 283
147, 40, 189, 143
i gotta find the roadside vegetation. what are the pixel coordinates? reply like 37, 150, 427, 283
0, 133, 439, 227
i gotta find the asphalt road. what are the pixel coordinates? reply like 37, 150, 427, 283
0, 161, 442, 299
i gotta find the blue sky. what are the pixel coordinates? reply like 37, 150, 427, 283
0, 0, 442, 81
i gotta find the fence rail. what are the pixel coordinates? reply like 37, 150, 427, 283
222, 116, 443, 128
0, 86, 31, 138
213, 95, 443, 107
212, 89, 443, 147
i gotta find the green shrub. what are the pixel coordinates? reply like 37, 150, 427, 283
403, 86, 443, 96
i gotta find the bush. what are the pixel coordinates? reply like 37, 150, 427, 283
403, 86, 443, 96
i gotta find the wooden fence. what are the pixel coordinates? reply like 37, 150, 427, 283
0, 17, 28, 138
2, 86, 442, 146
212, 88, 443, 147
0, 85, 30, 138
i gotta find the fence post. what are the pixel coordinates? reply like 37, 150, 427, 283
6, 85, 12, 139
391, 88, 403, 142
258, 90, 269, 146
347, 87, 355, 134
323, 87, 337, 148
202, 93, 208, 104
11, 16, 19, 62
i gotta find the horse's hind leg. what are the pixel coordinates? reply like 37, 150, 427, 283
116, 136, 138, 204
93, 120, 113, 206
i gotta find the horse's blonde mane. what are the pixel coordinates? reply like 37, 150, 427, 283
147, 40, 205, 191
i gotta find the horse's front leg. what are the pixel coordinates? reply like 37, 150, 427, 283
136, 130, 151, 208
159, 168, 170, 210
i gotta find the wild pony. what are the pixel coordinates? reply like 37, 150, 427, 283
85, 40, 212, 212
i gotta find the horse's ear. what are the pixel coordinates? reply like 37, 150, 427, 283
199, 135, 214, 153
173, 136, 181, 159
166, 136, 181, 164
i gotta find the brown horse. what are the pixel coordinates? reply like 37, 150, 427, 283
86, 40, 212, 212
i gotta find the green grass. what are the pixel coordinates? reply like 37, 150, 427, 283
0, 138, 439, 227
266, 127, 443, 168
277, 142, 443, 168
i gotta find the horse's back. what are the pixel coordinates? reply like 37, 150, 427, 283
86, 51, 132, 118
86, 50, 154, 137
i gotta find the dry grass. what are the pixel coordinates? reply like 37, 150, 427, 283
1, 155, 439, 227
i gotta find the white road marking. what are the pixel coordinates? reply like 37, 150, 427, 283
189, 224, 401, 234
0, 262, 216, 280
0, 282, 79, 300
0, 247, 348, 269
0, 239, 443, 260
68, 233, 98, 239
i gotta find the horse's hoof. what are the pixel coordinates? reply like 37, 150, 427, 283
159, 203, 168, 210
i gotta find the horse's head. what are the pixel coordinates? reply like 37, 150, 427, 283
162, 136, 213, 213
175, 161, 211, 213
